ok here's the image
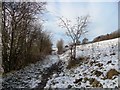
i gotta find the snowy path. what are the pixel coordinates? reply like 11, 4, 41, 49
35, 60, 63, 89
2, 55, 62, 89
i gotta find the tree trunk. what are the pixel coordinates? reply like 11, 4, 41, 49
74, 42, 76, 59
72, 40, 76, 60
2, 2, 10, 72
70, 45, 73, 60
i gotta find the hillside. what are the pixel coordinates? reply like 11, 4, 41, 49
92, 30, 120, 42
45, 38, 120, 88
2, 38, 120, 89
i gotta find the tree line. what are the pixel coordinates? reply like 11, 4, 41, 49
92, 30, 120, 43
2, 2, 52, 73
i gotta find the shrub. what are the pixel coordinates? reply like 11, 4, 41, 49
106, 69, 120, 79
82, 38, 88, 44
92, 30, 120, 43
56, 39, 64, 54
67, 56, 89, 69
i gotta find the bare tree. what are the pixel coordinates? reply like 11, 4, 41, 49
2, 2, 48, 73
59, 16, 89, 60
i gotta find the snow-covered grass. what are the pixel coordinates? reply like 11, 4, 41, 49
2, 38, 120, 89
45, 38, 120, 88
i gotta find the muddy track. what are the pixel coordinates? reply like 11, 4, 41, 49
32, 60, 63, 90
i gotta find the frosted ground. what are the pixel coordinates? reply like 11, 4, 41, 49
45, 38, 120, 88
2, 38, 120, 89
2, 55, 62, 89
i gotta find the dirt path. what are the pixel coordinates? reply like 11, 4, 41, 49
2, 55, 63, 89
33, 60, 63, 89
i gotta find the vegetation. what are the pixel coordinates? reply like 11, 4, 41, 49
2, 2, 52, 73
106, 69, 120, 79
59, 16, 89, 60
92, 30, 120, 43
82, 38, 88, 44
67, 56, 88, 69
56, 39, 64, 54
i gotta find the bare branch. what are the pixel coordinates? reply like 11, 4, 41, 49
58, 15, 89, 59
59, 17, 74, 41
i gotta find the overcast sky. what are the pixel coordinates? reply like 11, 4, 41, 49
43, 1, 118, 47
